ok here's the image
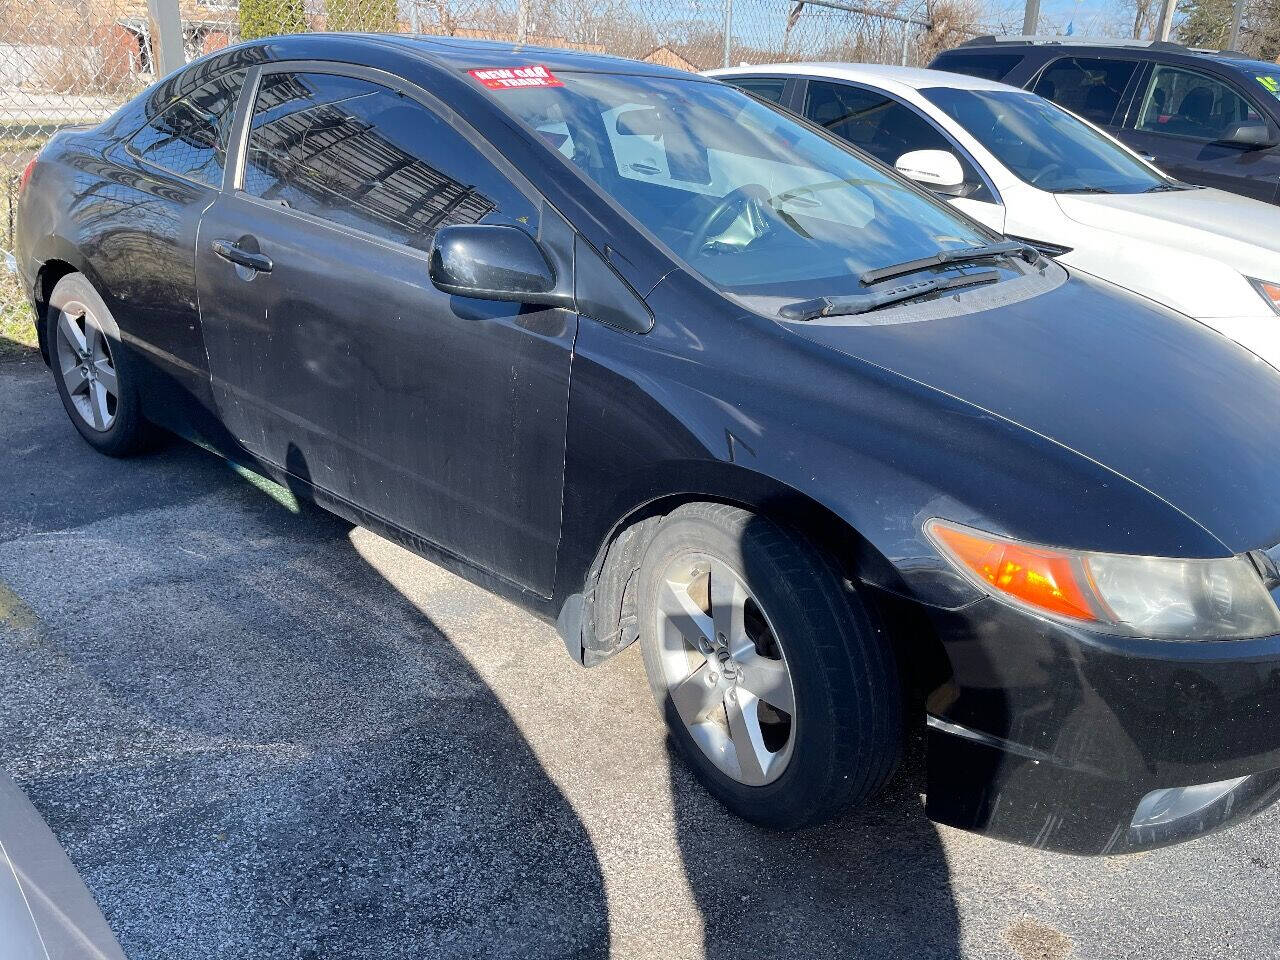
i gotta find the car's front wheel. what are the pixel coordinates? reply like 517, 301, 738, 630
47, 272, 153, 457
638, 502, 901, 829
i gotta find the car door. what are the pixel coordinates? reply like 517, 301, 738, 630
196, 65, 575, 596
799, 79, 1004, 232
92, 64, 246, 427
1118, 63, 1280, 203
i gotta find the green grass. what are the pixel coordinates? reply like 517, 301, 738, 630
0, 268, 38, 361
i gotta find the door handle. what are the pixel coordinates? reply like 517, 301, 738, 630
212, 238, 272, 274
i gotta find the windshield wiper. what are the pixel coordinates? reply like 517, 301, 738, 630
780, 270, 1001, 321
1144, 183, 1184, 192
859, 240, 1037, 286
1054, 186, 1111, 194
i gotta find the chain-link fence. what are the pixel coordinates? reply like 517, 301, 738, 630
0, 0, 973, 333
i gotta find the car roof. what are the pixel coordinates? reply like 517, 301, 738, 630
706, 62, 1022, 94
373, 34, 702, 80
947, 36, 1280, 74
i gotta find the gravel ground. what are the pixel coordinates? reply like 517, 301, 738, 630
2, 356, 1279, 960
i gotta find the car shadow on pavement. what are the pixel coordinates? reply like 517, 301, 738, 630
667, 734, 961, 960
0, 423, 610, 959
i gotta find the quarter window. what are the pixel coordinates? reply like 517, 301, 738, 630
1032, 57, 1139, 125
127, 69, 245, 187
240, 71, 535, 250
1133, 65, 1263, 142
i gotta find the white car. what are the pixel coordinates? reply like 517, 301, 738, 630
705, 63, 1280, 368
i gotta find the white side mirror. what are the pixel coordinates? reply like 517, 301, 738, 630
895, 149, 968, 194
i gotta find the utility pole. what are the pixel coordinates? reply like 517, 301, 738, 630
1155, 0, 1177, 41
146, 0, 185, 75
516, 0, 529, 43
1022, 0, 1040, 35
1227, 0, 1246, 50
722, 0, 734, 68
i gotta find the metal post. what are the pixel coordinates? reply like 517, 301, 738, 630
146, 0, 185, 75
1156, 0, 1177, 42
722, 0, 734, 68
901, 0, 928, 66
1022, 0, 1040, 35
1227, 0, 1246, 50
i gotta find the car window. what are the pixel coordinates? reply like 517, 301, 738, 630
924, 87, 1168, 194
724, 77, 788, 104
126, 69, 246, 187
488, 72, 993, 309
1133, 65, 1263, 141
1032, 57, 1138, 126
929, 52, 1025, 82
241, 71, 537, 251
804, 81, 951, 166
1250, 69, 1280, 103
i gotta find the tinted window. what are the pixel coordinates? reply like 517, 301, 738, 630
127, 69, 245, 187
1033, 57, 1138, 125
924, 87, 1168, 194
490, 73, 992, 309
930, 52, 1025, 82
1134, 65, 1263, 141
241, 72, 536, 250
803, 81, 951, 165
725, 77, 788, 104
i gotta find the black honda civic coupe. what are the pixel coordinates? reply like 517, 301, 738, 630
15, 34, 1280, 854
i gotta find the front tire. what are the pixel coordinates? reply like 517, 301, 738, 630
47, 272, 153, 457
638, 502, 901, 829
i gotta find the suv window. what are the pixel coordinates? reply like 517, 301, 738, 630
127, 70, 246, 187
725, 77, 788, 104
1133, 65, 1263, 141
804, 80, 952, 166
929, 52, 1025, 82
1032, 57, 1139, 125
241, 71, 536, 250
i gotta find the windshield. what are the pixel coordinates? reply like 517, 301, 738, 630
922, 87, 1171, 194
486, 71, 992, 304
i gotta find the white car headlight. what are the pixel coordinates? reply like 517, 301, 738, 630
926, 519, 1280, 640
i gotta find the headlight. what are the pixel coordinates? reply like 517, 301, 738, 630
1248, 276, 1280, 315
925, 519, 1280, 640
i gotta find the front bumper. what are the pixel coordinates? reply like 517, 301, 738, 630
921, 596, 1280, 854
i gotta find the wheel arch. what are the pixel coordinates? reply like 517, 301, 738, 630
27, 237, 105, 365
557, 460, 937, 691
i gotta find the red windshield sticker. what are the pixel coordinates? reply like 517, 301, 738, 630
469, 65, 563, 90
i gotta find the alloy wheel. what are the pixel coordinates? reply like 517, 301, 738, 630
55, 300, 117, 432
654, 553, 797, 786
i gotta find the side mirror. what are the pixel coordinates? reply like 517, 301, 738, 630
429, 224, 573, 307
895, 149, 976, 197
1222, 122, 1277, 148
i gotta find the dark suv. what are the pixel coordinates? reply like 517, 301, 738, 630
930, 37, 1280, 204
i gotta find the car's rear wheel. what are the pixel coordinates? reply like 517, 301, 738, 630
47, 273, 152, 457
638, 502, 901, 829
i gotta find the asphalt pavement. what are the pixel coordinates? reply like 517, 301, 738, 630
1, 353, 1278, 960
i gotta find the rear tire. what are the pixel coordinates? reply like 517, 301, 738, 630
46, 273, 153, 457
637, 502, 901, 829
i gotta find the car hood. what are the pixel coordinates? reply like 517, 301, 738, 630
788, 272, 1280, 555
1056, 187, 1280, 281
